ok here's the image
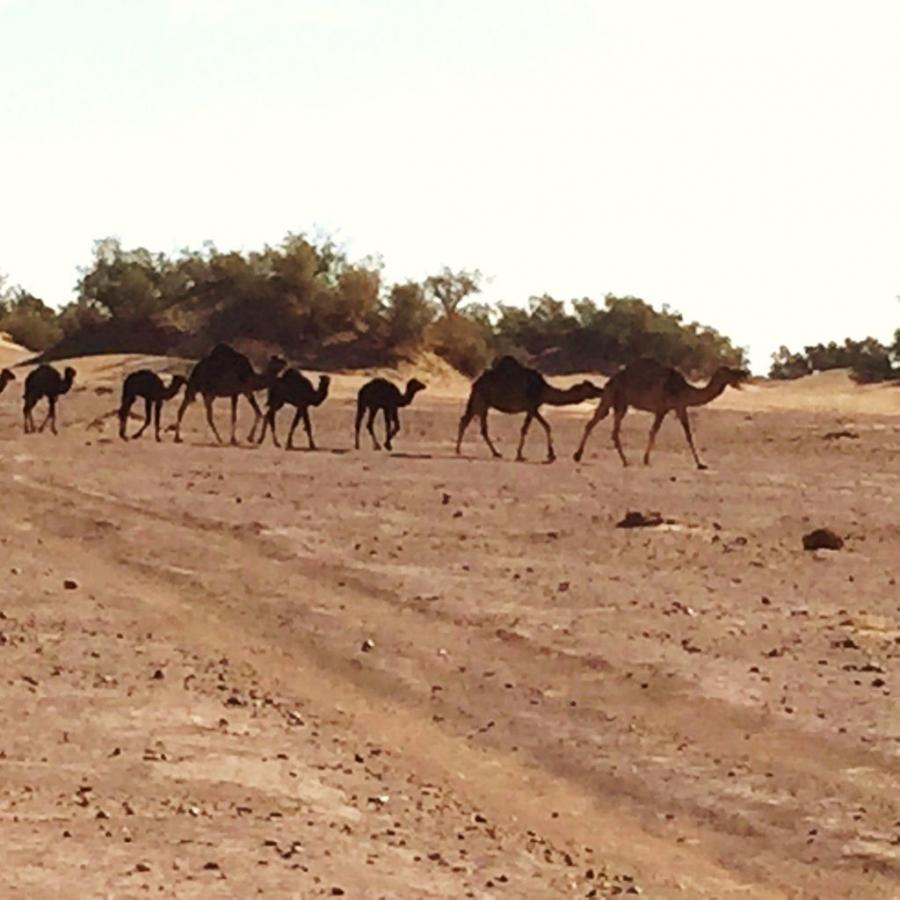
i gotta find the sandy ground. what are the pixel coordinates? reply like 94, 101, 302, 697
0, 354, 897, 899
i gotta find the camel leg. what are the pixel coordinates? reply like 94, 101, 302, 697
354, 404, 365, 450
515, 413, 533, 461
37, 402, 50, 432
153, 401, 162, 441
118, 396, 133, 440
611, 406, 629, 467
366, 408, 381, 450
133, 398, 152, 440
259, 408, 279, 447
302, 409, 316, 450
245, 394, 264, 443
286, 408, 303, 450
642, 410, 667, 466
573, 402, 609, 462
382, 408, 393, 450
456, 410, 474, 454
388, 411, 400, 448
173, 392, 193, 443
677, 408, 707, 470
38, 398, 57, 434
479, 411, 502, 458
203, 395, 224, 444
23, 401, 33, 434
534, 409, 555, 462
229, 396, 239, 445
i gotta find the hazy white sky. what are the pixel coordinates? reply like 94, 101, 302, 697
1, 0, 898, 370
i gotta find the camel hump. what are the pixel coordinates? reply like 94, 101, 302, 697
209, 343, 239, 359
492, 355, 524, 375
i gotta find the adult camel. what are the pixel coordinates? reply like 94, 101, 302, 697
456, 356, 602, 462
173, 344, 285, 445
572, 357, 748, 469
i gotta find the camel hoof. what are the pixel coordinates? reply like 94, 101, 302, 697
697, 463, 709, 471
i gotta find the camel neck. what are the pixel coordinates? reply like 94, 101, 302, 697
683, 377, 728, 407
542, 384, 588, 406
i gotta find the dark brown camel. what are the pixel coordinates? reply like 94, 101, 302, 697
173, 344, 286, 445
119, 370, 187, 441
355, 377, 426, 451
573, 357, 749, 469
456, 356, 601, 462
0, 368, 15, 395
255, 369, 331, 449
23, 364, 76, 435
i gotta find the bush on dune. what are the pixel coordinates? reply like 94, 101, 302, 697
5, 235, 763, 377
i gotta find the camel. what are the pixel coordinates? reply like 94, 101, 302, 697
173, 344, 286, 445
456, 356, 602, 462
355, 377, 426, 451
255, 369, 331, 449
119, 370, 187, 441
572, 357, 749, 469
0, 368, 15, 395
23, 364, 76, 435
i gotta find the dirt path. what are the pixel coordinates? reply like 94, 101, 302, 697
0, 365, 897, 897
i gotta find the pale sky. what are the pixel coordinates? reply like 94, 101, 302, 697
1, 0, 898, 371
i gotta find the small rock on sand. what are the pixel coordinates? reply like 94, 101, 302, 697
802, 529, 844, 551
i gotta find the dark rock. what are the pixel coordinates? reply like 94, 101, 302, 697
616, 511, 665, 529
802, 529, 844, 551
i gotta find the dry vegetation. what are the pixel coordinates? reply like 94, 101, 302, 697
0, 341, 897, 897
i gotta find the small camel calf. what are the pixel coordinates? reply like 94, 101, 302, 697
23, 364, 76, 435
119, 370, 187, 441
355, 377, 426, 451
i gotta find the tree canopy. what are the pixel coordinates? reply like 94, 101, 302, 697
4, 234, 755, 378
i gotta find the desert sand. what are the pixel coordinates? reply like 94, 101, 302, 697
0, 353, 897, 898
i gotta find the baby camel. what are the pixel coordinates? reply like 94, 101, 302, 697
0, 368, 15, 395
573, 357, 748, 469
255, 369, 331, 450
355, 377, 426, 451
456, 356, 601, 462
119, 370, 187, 441
23, 364, 76, 435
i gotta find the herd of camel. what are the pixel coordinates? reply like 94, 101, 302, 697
0, 344, 749, 468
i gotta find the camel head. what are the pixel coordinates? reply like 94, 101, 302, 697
316, 375, 331, 402
0, 368, 15, 391
713, 366, 750, 390
63, 367, 77, 388
167, 374, 188, 397
405, 378, 427, 399
572, 379, 604, 401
